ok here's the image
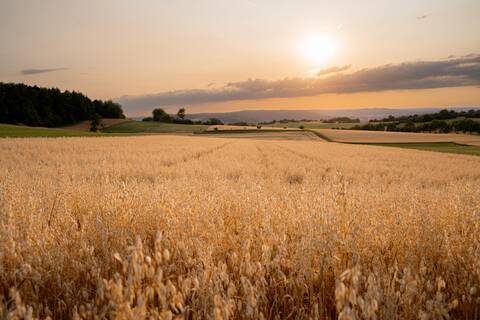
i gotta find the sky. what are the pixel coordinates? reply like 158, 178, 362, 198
1, 0, 479, 116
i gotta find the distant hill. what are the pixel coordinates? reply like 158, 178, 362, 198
184, 107, 479, 124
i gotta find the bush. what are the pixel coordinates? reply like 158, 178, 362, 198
152, 108, 172, 122
89, 113, 102, 132
204, 118, 223, 125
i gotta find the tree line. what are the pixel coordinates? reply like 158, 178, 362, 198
349, 109, 480, 134
370, 109, 480, 123
259, 117, 359, 125
352, 118, 480, 134
0, 82, 125, 127
142, 108, 223, 125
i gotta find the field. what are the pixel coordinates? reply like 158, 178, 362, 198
1, 135, 479, 319
207, 125, 296, 131
367, 142, 480, 156
316, 129, 480, 145
63, 118, 130, 131
199, 130, 321, 141
263, 121, 361, 129
103, 121, 208, 134
0, 124, 102, 138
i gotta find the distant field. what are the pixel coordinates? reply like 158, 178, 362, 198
63, 118, 129, 131
103, 120, 208, 133
317, 129, 480, 145
0, 124, 102, 137
207, 125, 297, 131
264, 121, 361, 129
199, 130, 321, 141
366, 142, 480, 156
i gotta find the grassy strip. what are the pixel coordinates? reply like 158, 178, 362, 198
0, 124, 105, 138
356, 142, 480, 156
103, 121, 208, 133
305, 129, 333, 142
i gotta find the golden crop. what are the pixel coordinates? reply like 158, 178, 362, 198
0, 135, 479, 319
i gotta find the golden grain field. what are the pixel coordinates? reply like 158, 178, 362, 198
0, 135, 479, 319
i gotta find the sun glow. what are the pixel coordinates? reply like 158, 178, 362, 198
298, 33, 340, 65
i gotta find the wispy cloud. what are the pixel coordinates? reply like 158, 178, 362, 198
21, 67, 69, 75
316, 65, 351, 76
417, 15, 428, 20
117, 55, 480, 111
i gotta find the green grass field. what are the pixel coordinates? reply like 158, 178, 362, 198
103, 121, 208, 133
366, 142, 480, 156
0, 124, 103, 138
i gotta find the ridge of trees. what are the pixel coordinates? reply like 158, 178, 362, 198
348, 109, 480, 133
370, 109, 480, 123
352, 118, 480, 134
142, 108, 223, 125
323, 117, 360, 123
259, 117, 359, 125
0, 82, 125, 127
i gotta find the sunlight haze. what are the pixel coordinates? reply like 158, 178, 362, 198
1, 0, 479, 115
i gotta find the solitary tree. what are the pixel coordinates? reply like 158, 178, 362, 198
90, 113, 103, 132
177, 108, 186, 119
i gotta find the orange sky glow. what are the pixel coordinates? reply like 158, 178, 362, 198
1, 0, 479, 116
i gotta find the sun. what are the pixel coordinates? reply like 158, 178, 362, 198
298, 33, 339, 65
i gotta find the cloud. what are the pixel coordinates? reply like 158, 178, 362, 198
417, 15, 428, 20
21, 67, 69, 75
117, 55, 480, 111
316, 65, 351, 76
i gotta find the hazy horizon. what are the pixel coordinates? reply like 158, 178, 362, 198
1, 0, 479, 115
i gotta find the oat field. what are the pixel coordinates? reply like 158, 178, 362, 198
0, 136, 479, 319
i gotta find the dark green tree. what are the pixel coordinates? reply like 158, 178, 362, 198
177, 108, 186, 119
90, 113, 102, 132
152, 108, 171, 122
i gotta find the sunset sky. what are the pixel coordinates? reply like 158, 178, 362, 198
1, 0, 479, 116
